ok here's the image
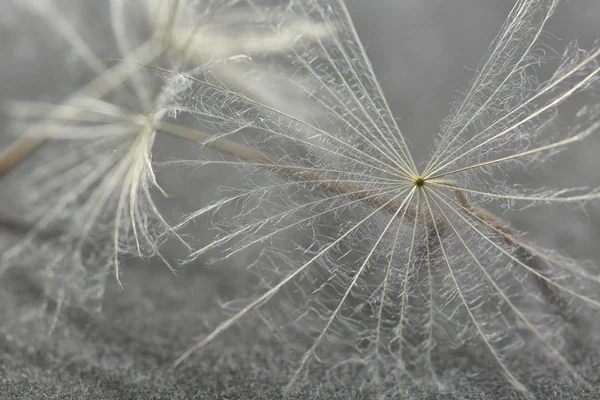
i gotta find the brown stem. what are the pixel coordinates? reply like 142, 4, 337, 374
0, 137, 45, 177
0, 122, 417, 235
158, 121, 418, 220
0, 124, 522, 244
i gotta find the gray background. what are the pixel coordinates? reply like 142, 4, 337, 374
1, 0, 600, 399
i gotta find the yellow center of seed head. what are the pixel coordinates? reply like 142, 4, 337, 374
414, 177, 426, 187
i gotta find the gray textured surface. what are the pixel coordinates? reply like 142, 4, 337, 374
1, 0, 600, 399
1, 262, 600, 399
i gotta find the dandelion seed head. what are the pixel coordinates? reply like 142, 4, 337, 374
166, 0, 600, 395
1, 0, 331, 312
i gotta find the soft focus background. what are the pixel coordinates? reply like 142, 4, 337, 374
1, 0, 600, 399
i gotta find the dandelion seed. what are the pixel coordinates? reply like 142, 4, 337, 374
0, 0, 335, 313
159, 0, 600, 395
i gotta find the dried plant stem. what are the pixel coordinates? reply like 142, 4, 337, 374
432, 179, 520, 238
0, 137, 45, 177
157, 121, 418, 219
0, 122, 415, 231
0, 124, 528, 236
